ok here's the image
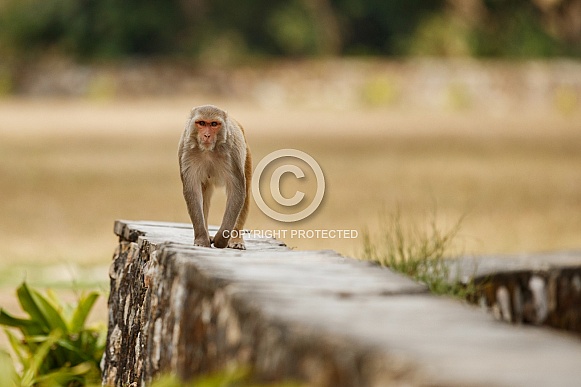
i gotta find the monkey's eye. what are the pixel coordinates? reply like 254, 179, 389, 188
211, 121, 218, 127
198, 121, 206, 127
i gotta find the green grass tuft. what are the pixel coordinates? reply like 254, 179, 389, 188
362, 210, 477, 299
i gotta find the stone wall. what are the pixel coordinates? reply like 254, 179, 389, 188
102, 220, 581, 386
450, 252, 581, 333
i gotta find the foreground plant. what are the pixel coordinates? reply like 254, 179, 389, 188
0, 282, 105, 386
362, 210, 476, 299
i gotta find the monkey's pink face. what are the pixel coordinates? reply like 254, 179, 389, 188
195, 120, 222, 149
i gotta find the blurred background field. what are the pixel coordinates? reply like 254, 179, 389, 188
0, 0, 580, 291
0, 78, 579, 273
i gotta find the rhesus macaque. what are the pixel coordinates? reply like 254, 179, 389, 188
178, 105, 252, 250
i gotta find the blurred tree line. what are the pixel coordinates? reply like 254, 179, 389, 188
0, 0, 580, 60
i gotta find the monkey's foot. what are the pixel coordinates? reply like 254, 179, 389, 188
228, 238, 246, 250
194, 237, 211, 248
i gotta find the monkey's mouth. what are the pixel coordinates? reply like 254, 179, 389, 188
199, 142, 214, 151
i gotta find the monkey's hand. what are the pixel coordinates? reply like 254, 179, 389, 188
194, 236, 211, 248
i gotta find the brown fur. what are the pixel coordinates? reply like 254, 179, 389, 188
178, 105, 252, 249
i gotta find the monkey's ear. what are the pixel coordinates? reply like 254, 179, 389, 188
187, 117, 197, 133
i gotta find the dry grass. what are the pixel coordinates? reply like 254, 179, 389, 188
0, 97, 580, 271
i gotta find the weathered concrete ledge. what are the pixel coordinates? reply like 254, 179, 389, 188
450, 251, 581, 333
102, 220, 581, 386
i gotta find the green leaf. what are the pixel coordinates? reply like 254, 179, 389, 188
46, 288, 73, 322
0, 350, 19, 387
0, 308, 43, 336
4, 328, 29, 369
95, 323, 107, 350
30, 288, 68, 333
16, 283, 51, 332
21, 330, 62, 386
34, 361, 96, 386
55, 337, 95, 363
17, 283, 68, 333
70, 291, 99, 332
